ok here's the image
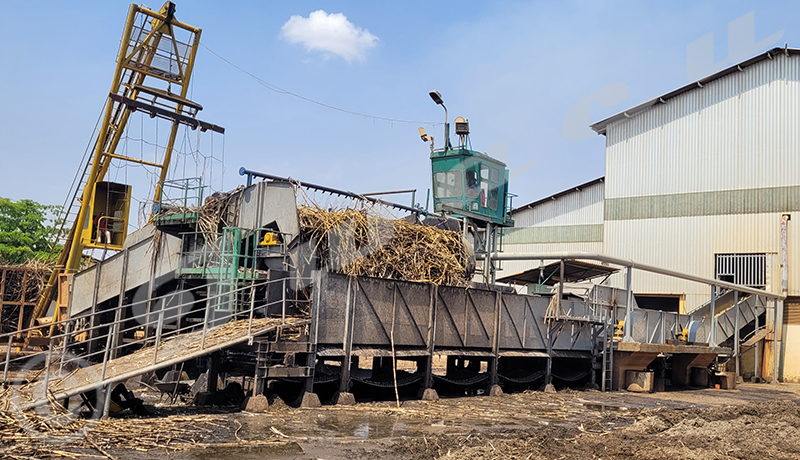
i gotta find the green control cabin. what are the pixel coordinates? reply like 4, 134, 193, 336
430, 129, 513, 227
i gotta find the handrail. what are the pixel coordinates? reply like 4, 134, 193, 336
491, 251, 785, 300
2, 273, 312, 407
0, 275, 310, 342
239, 167, 427, 216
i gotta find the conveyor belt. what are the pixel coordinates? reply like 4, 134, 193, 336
15, 317, 308, 410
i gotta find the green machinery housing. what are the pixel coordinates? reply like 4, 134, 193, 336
429, 122, 514, 227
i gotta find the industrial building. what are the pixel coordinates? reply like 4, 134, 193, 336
503, 47, 799, 382
5, 5, 796, 427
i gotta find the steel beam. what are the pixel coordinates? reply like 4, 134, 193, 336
491, 252, 785, 300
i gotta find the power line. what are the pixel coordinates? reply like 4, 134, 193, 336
200, 43, 440, 126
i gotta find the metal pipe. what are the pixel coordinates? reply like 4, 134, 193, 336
59, 320, 72, 376
282, 277, 287, 323
239, 167, 427, 216
102, 384, 113, 419
773, 298, 780, 384
153, 308, 165, 365
484, 223, 493, 287
425, 189, 430, 213
247, 285, 255, 339
491, 252, 785, 300
201, 293, 212, 349
42, 338, 54, 394
755, 297, 761, 380
710, 286, 716, 346
781, 215, 790, 295
557, 259, 565, 320
623, 267, 633, 342
361, 189, 417, 197
734, 290, 740, 378
609, 304, 616, 389
779, 299, 785, 381
101, 324, 115, 381
601, 307, 608, 392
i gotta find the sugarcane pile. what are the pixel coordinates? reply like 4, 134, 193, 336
197, 186, 244, 243
298, 206, 472, 286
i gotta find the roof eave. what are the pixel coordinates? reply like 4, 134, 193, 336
590, 47, 799, 135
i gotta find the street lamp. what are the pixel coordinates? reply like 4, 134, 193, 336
429, 90, 447, 125
429, 90, 450, 149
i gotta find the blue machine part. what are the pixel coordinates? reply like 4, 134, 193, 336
687, 320, 707, 343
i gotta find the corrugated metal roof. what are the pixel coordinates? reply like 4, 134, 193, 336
590, 47, 800, 135
497, 260, 619, 285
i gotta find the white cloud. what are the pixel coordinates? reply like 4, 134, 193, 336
279, 10, 378, 63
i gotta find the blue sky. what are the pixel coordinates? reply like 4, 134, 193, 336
0, 1, 794, 216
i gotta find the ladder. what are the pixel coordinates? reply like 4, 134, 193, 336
601, 306, 615, 391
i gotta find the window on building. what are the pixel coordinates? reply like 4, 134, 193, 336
714, 253, 767, 288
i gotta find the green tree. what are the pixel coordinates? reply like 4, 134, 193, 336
0, 198, 60, 265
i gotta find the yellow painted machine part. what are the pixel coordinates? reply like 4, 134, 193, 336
260, 232, 280, 246
31, 2, 203, 330
80, 182, 132, 250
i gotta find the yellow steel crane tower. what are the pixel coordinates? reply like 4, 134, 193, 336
32, 2, 223, 331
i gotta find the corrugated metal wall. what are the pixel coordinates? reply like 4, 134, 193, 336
605, 54, 800, 198
501, 54, 798, 309
601, 53, 800, 308
603, 213, 797, 309
513, 181, 605, 227
502, 181, 605, 276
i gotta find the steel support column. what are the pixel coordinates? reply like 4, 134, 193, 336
623, 267, 633, 342
734, 290, 740, 378
710, 286, 716, 347
773, 298, 780, 384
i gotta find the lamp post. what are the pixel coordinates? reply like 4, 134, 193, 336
429, 90, 451, 149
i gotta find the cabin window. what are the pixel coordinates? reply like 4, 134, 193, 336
490, 167, 500, 183
488, 186, 499, 210
434, 171, 462, 198
465, 170, 479, 198
480, 181, 489, 207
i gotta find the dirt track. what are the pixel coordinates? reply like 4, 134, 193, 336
5, 383, 800, 459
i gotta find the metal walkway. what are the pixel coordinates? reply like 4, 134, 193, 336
2, 276, 311, 411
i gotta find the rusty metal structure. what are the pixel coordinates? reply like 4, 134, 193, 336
2, 2, 790, 421
0, 266, 44, 338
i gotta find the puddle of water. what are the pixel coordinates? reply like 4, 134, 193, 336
583, 403, 627, 412
187, 443, 304, 460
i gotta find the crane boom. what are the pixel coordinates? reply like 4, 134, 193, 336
32, 2, 222, 329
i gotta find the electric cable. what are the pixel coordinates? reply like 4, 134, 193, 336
200, 42, 441, 126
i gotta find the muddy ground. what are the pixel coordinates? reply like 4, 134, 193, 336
5, 383, 800, 459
